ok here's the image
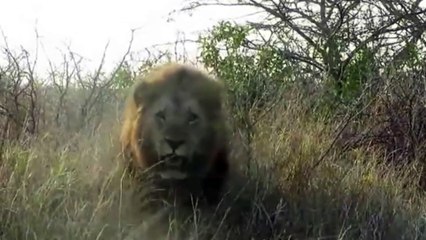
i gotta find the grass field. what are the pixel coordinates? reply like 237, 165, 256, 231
1, 91, 425, 240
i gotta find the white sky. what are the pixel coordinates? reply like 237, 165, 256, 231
0, 0, 258, 74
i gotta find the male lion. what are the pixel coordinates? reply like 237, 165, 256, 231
120, 62, 230, 206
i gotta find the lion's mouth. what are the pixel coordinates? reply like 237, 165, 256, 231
161, 154, 186, 166
158, 170, 188, 180
158, 154, 188, 180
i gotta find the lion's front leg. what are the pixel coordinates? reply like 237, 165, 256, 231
202, 147, 229, 205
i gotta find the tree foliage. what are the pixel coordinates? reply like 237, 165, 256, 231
188, 0, 426, 104
199, 21, 292, 129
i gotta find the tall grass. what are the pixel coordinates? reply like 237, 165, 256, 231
1, 90, 425, 240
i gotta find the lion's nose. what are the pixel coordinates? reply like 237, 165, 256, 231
165, 138, 184, 150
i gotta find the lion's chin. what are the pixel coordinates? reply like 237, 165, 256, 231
158, 170, 188, 180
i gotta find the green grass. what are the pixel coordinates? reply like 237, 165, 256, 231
0, 99, 425, 240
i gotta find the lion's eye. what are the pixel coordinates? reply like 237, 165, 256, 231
156, 111, 166, 121
188, 112, 199, 125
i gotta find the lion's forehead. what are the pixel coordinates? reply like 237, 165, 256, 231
154, 92, 203, 114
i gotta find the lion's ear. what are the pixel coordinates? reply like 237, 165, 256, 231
133, 81, 149, 106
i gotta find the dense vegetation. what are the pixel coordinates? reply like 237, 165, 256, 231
1, 1, 426, 239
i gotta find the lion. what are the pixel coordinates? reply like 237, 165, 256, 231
119, 62, 230, 206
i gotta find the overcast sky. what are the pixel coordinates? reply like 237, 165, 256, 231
0, 0, 257, 74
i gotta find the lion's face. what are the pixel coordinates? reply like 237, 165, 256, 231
140, 91, 217, 180
121, 63, 229, 205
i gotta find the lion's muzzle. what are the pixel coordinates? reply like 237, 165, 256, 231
160, 137, 188, 167
158, 153, 189, 180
